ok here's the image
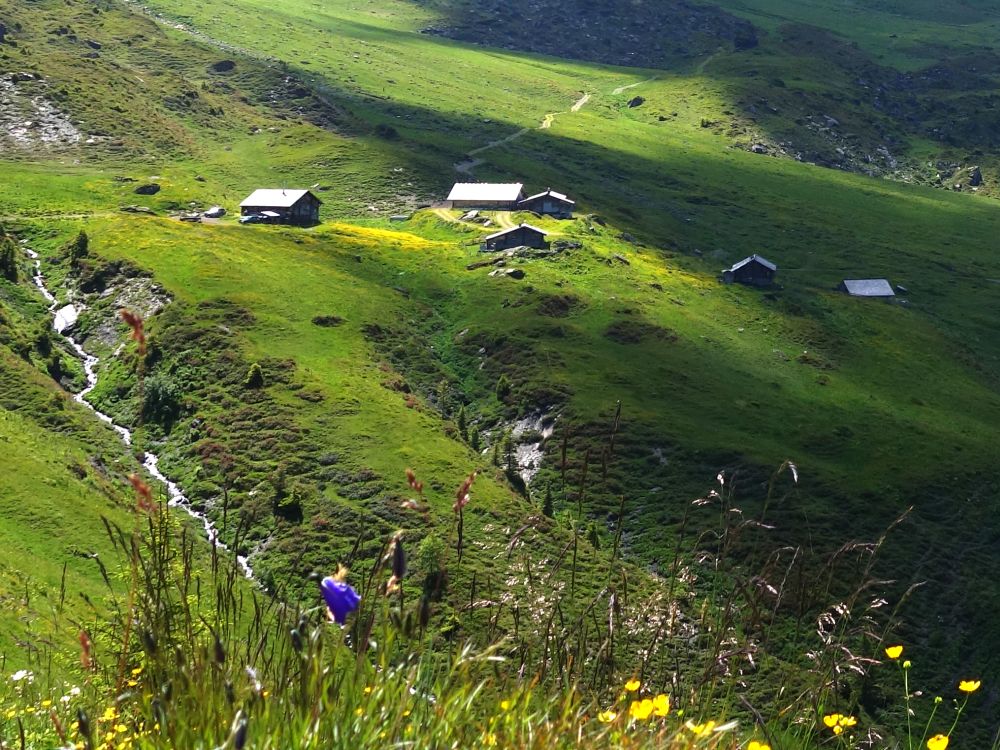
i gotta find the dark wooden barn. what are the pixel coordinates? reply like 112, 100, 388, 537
239, 189, 322, 224
482, 223, 548, 251
721, 254, 777, 286
517, 188, 575, 218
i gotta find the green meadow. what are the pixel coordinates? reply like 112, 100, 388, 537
1, 0, 1000, 744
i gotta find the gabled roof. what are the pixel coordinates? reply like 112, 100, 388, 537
484, 223, 548, 241
520, 188, 575, 205
240, 189, 322, 208
842, 278, 895, 297
729, 254, 777, 272
447, 183, 524, 202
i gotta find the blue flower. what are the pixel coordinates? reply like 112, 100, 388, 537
320, 576, 360, 624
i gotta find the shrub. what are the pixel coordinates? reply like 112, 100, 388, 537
142, 371, 183, 426
244, 362, 265, 388
0, 233, 17, 282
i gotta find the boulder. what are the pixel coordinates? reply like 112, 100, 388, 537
750, 143, 768, 154
627, 96, 645, 108
85, 39, 101, 50
969, 166, 983, 187
0, 23, 6, 43
210, 60, 236, 73
134, 183, 161, 196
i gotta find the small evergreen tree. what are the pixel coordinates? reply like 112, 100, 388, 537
456, 405, 467, 440
66, 231, 89, 267
542, 486, 554, 518
495, 373, 511, 401
587, 521, 601, 550
244, 362, 265, 388
502, 430, 516, 475
469, 426, 480, 453
0, 234, 17, 282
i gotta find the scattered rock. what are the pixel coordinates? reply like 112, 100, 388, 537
627, 96, 645, 108
312, 315, 344, 327
194, 175, 206, 182
0, 23, 6, 44
84, 39, 101, 50
119, 205, 156, 215
750, 143, 768, 154
210, 60, 236, 73
968, 166, 983, 186
489, 268, 526, 280
114, 176, 136, 183
134, 183, 161, 195
612, 253, 630, 265
389, 214, 410, 222
618, 232, 638, 244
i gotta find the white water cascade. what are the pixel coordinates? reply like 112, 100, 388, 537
23, 243, 253, 579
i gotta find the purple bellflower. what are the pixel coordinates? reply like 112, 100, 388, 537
320, 573, 361, 625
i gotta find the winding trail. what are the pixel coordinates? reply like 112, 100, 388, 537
22, 242, 254, 580
612, 78, 657, 96
454, 91, 592, 175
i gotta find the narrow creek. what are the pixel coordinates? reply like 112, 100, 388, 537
23, 244, 254, 580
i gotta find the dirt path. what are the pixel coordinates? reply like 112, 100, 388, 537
0, 211, 119, 222
454, 91, 592, 175
695, 49, 723, 75
494, 211, 516, 229
612, 78, 657, 96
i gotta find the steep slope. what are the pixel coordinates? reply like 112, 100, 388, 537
2, 0, 1000, 738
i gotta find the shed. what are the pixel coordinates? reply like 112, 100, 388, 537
517, 188, 575, 218
721, 254, 776, 287
239, 189, 322, 224
482, 223, 548, 252
840, 279, 895, 297
447, 183, 524, 210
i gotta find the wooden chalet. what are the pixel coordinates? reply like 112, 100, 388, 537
721, 254, 776, 287
839, 279, 895, 297
517, 188, 575, 218
239, 189, 322, 224
482, 223, 548, 252
447, 182, 524, 210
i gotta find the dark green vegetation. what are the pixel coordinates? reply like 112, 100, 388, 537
1, 0, 1000, 744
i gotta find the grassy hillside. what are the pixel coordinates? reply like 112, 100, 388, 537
2, 0, 1000, 743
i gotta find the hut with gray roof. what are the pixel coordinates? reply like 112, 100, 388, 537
517, 188, 575, 218
482, 223, 548, 252
721, 254, 777, 287
839, 279, 895, 297
447, 183, 525, 210
240, 189, 322, 224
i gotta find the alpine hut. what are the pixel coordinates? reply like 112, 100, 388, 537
482, 223, 548, 252
839, 279, 895, 297
721, 254, 777, 287
517, 188, 575, 218
239, 189, 322, 224
447, 183, 524, 210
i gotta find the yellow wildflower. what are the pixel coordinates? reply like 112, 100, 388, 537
748, 741, 772, 750
41, 700, 52, 708
885, 645, 903, 659
629, 699, 654, 721
102, 707, 116, 721
822, 714, 842, 728
624, 678, 641, 692
927, 735, 949, 750
839, 716, 858, 727
483, 733, 497, 746
958, 680, 981, 693
598, 710, 617, 723
651, 694, 670, 717
686, 720, 716, 736
500, 699, 511, 711
130, 666, 143, 676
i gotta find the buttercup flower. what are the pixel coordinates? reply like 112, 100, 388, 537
958, 680, 981, 693
686, 720, 716, 736
651, 693, 670, 717
629, 699, 654, 721
748, 741, 771, 750
927, 734, 949, 750
885, 645, 903, 659
320, 568, 361, 625
822, 714, 843, 728
598, 710, 617, 723
624, 678, 641, 692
